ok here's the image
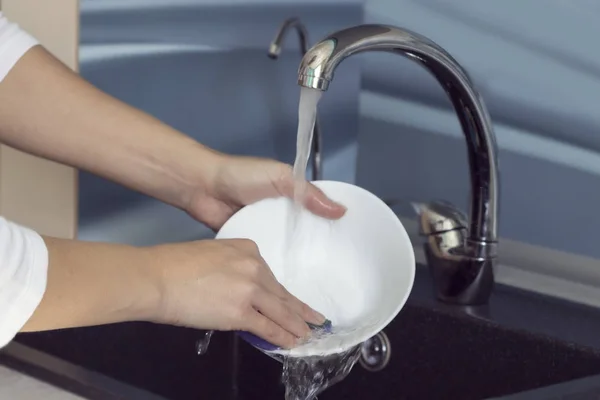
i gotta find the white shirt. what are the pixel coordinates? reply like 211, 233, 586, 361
0, 13, 49, 348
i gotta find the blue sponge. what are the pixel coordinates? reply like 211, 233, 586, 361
238, 319, 332, 352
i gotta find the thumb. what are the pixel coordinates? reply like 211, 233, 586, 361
302, 183, 347, 220
274, 163, 346, 219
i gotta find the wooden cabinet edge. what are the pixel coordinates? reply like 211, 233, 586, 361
0, 0, 79, 239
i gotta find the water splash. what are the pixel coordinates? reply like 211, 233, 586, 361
282, 345, 361, 400
277, 318, 376, 398
195, 330, 214, 355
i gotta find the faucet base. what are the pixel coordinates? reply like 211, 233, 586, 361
425, 244, 495, 306
417, 201, 496, 305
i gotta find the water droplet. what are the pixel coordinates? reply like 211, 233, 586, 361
195, 330, 214, 355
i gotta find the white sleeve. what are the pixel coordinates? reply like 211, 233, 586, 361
0, 13, 46, 347
0, 217, 48, 348
0, 11, 39, 82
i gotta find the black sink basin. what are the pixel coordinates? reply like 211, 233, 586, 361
5, 268, 600, 400
234, 304, 600, 400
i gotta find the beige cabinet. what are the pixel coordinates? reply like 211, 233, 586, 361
0, 0, 79, 239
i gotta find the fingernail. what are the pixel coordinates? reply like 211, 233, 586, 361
313, 309, 326, 322
308, 318, 331, 329
333, 202, 347, 216
310, 310, 326, 325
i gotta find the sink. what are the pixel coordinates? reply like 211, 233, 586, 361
234, 304, 600, 400
7, 267, 600, 400
11, 324, 236, 399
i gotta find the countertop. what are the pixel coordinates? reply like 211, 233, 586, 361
0, 343, 167, 400
0, 365, 85, 400
495, 373, 600, 400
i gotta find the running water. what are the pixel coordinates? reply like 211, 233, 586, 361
195, 87, 364, 399
283, 346, 361, 400
287, 87, 323, 237
280, 87, 362, 400
292, 87, 322, 194
283, 87, 323, 287
195, 330, 214, 355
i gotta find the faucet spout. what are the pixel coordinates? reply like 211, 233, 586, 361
298, 24, 500, 305
269, 17, 323, 181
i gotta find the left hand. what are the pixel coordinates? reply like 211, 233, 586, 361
186, 155, 347, 230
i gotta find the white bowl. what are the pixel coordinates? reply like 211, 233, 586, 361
216, 180, 415, 357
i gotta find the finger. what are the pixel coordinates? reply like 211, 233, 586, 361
274, 166, 346, 220
281, 290, 327, 326
243, 309, 298, 349
239, 254, 320, 330
302, 183, 347, 220
258, 276, 326, 326
253, 291, 311, 339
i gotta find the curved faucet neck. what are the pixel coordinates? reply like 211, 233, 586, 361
298, 24, 499, 253
269, 17, 310, 58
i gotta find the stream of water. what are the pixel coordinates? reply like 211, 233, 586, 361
283, 345, 361, 400
195, 87, 361, 399
280, 87, 361, 400
287, 87, 322, 236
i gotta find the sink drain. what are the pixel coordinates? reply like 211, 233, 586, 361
359, 331, 391, 372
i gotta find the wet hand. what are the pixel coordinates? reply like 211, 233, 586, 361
148, 238, 326, 348
186, 155, 346, 230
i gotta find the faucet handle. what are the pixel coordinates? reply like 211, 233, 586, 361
416, 201, 494, 305
414, 201, 468, 236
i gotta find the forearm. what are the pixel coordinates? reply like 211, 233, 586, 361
22, 236, 160, 331
0, 45, 222, 209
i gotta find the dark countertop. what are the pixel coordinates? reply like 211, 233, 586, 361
4, 265, 600, 399
409, 267, 600, 351
493, 374, 600, 400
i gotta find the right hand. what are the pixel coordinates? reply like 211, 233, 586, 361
147, 238, 325, 349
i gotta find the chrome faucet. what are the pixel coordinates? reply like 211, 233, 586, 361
297, 24, 500, 305
269, 17, 323, 181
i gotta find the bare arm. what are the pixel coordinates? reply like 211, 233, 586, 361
0, 19, 333, 348
21, 236, 159, 331
0, 45, 222, 210
20, 235, 320, 349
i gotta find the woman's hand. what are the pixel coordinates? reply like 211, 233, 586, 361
187, 155, 347, 230
149, 238, 325, 348
25, 236, 325, 349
